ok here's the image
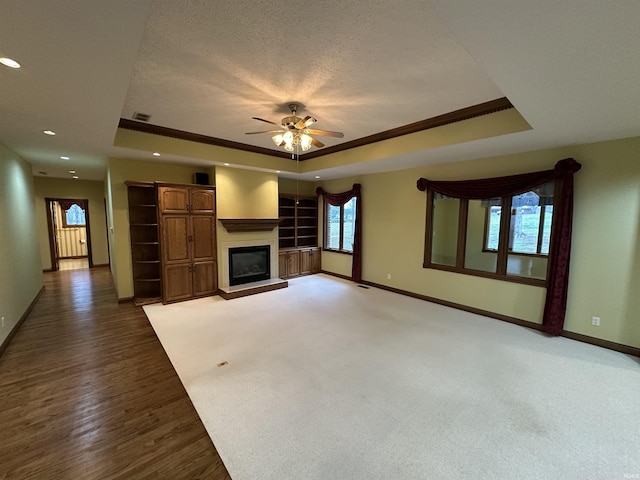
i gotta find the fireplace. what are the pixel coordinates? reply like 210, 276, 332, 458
228, 245, 270, 286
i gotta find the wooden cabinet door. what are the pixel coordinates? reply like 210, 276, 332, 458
163, 264, 193, 302
190, 189, 215, 214
158, 186, 189, 214
191, 216, 216, 262
193, 260, 217, 297
162, 215, 190, 264
286, 250, 300, 277
278, 252, 287, 278
310, 247, 321, 273
299, 249, 311, 275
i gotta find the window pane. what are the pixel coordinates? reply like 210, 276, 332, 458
486, 205, 501, 250
431, 196, 459, 266
507, 254, 548, 279
540, 205, 553, 254
465, 199, 497, 272
509, 192, 541, 254
342, 198, 356, 252
65, 204, 86, 226
327, 204, 341, 250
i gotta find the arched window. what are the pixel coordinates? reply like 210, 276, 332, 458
62, 203, 86, 227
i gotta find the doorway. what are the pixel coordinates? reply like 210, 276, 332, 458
45, 198, 93, 271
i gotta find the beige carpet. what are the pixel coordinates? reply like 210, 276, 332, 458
144, 274, 640, 480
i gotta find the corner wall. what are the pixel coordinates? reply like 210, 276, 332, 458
318, 136, 640, 349
0, 143, 43, 347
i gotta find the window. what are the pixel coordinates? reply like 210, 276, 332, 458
484, 192, 553, 256
62, 203, 86, 227
325, 197, 357, 253
425, 181, 556, 286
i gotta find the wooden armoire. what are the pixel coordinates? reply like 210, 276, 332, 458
157, 184, 218, 303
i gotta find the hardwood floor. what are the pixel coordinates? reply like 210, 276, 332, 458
0, 267, 231, 480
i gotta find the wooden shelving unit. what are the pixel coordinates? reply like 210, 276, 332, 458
278, 195, 318, 249
278, 195, 320, 279
127, 182, 161, 305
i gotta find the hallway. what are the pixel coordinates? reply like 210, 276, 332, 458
0, 267, 230, 479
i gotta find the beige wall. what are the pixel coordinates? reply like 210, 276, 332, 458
216, 168, 279, 285
0, 143, 43, 346
278, 177, 317, 196
33, 177, 109, 270
107, 157, 207, 299
318, 136, 640, 349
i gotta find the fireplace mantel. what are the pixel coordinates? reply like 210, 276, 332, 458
218, 218, 280, 232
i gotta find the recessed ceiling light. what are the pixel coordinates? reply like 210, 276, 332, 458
43, 130, 56, 136
315, 176, 320, 179
152, 152, 160, 156
72, 175, 79, 179
60, 156, 70, 160
69, 170, 76, 174
223, 163, 230, 166
0, 57, 21, 69
276, 170, 281, 173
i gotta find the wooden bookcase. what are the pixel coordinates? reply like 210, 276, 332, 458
278, 195, 318, 249
126, 182, 161, 305
278, 195, 320, 279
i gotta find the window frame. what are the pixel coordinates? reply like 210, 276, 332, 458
424, 181, 559, 287
323, 199, 356, 255
61, 203, 86, 228
482, 203, 551, 258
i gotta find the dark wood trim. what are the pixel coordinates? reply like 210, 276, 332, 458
301, 97, 514, 160
560, 331, 640, 358
42, 268, 55, 273
456, 199, 468, 269
359, 279, 545, 331
119, 98, 513, 162
425, 262, 547, 287
118, 296, 134, 304
319, 270, 353, 281
0, 286, 45, 358
218, 218, 280, 232
118, 119, 291, 159
45, 199, 58, 271
91, 263, 110, 268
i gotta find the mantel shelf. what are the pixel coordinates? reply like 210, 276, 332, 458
218, 218, 281, 232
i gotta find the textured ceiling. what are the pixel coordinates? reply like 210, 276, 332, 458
120, 0, 504, 152
1, 1, 640, 181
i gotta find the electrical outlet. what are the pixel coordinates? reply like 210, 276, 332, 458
591, 316, 601, 326
387, 273, 391, 280
1, 316, 5, 328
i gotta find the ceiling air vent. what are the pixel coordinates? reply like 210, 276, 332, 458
132, 112, 151, 122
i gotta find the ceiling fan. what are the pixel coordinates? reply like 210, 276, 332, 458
245, 103, 344, 152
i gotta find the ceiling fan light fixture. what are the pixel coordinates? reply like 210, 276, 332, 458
272, 134, 284, 146
300, 133, 312, 151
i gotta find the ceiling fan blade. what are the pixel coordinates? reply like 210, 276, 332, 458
307, 128, 344, 138
295, 116, 316, 129
244, 129, 283, 135
311, 137, 325, 148
252, 116, 280, 126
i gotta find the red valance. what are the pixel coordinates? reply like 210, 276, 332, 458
417, 158, 582, 335
58, 199, 87, 211
316, 184, 362, 282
